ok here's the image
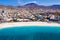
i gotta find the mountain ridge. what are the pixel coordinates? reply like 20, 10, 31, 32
0, 3, 60, 9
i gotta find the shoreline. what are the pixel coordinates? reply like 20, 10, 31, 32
0, 22, 60, 29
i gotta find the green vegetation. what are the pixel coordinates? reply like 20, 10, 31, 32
12, 18, 18, 22
40, 17, 46, 22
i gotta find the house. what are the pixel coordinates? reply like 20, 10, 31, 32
37, 15, 43, 19
5, 18, 13, 22
54, 16, 60, 21
48, 14, 60, 22
17, 19, 30, 22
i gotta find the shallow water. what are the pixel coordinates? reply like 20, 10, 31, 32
0, 26, 60, 40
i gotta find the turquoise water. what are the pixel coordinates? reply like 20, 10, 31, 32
0, 26, 60, 40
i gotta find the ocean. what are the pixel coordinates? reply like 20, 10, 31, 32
0, 26, 60, 40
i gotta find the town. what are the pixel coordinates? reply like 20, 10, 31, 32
0, 3, 60, 24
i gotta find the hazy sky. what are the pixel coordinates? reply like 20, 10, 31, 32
0, 0, 60, 6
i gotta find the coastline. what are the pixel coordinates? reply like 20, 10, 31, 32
0, 22, 60, 29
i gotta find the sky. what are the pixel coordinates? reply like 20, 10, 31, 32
0, 0, 60, 6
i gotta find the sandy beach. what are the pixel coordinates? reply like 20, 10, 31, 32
0, 22, 60, 29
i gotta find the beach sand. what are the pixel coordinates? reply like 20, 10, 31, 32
0, 22, 60, 29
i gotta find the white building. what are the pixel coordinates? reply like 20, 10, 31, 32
17, 19, 30, 22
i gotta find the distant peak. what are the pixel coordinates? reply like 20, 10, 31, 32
24, 3, 38, 6
26, 3, 37, 5
52, 5, 60, 6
